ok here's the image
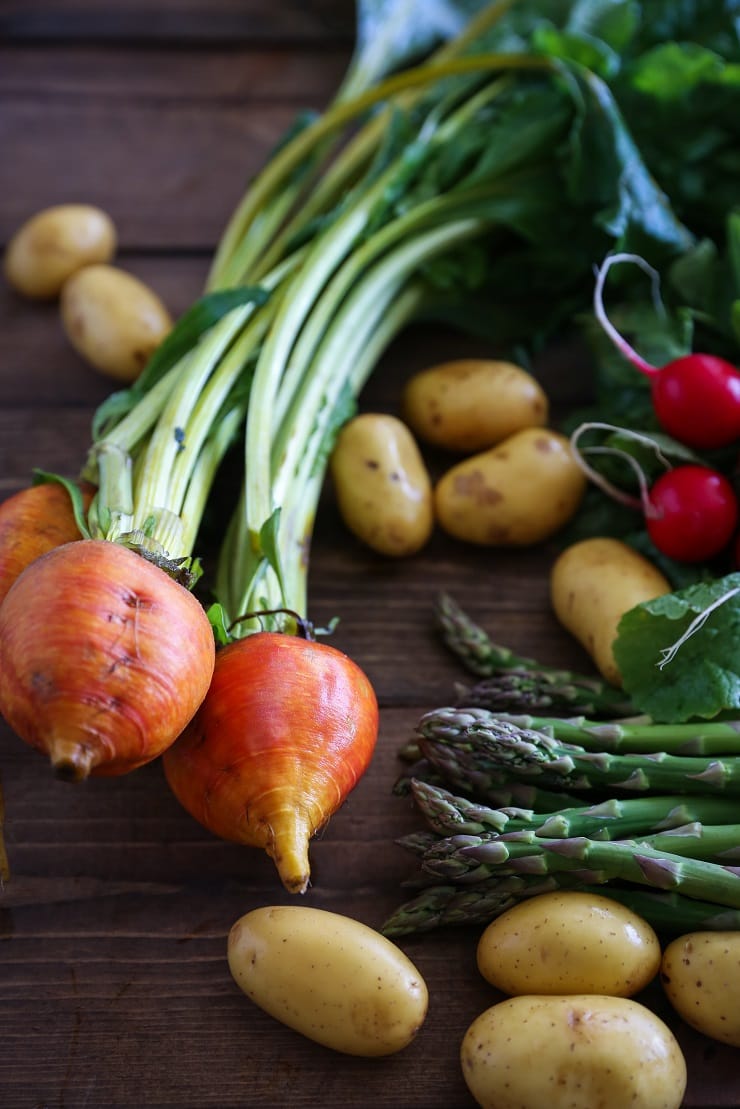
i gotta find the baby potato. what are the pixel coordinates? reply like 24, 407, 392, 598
4, 204, 116, 299
401, 359, 548, 453
460, 994, 687, 1109
551, 537, 671, 686
434, 427, 586, 546
227, 905, 428, 1056
661, 931, 740, 1047
476, 891, 661, 997
329, 413, 433, 557
60, 263, 173, 382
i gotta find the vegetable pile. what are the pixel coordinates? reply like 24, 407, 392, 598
7, 0, 739, 888
2, 0, 740, 1101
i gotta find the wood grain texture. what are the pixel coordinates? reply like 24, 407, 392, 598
0, 5, 737, 1108
0, 0, 354, 44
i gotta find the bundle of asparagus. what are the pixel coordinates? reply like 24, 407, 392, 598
384, 777, 740, 935
383, 597, 740, 937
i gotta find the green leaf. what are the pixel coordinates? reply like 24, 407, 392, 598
615, 41, 740, 241
566, 66, 695, 256
258, 508, 287, 599
614, 574, 740, 721
459, 83, 573, 186
533, 25, 622, 79
206, 602, 232, 647
629, 41, 738, 100
32, 469, 91, 540
566, 0, 639, 54
92, 285, 270, 439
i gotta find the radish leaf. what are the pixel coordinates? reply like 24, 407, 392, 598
615, 574, 740, 721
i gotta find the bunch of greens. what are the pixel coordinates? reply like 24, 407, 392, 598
81, 0, 738, 632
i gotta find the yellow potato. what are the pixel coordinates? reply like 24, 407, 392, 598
661, 931, 740, 1047
460, 994, 687, 1109
329, 413, 433, 557
60, 263, 173, 382
4, 204, 117, 299
434, 427, 586, 546
476, 891, 661, 997
227, 905, 428, 1056
550, 537, 671, 686
402, 359, 548, 453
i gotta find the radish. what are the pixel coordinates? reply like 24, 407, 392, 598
646, 465, 739, 564
571, 423, 740, 564
0, 540, 215, 780
0, 480, 94, 607
163, 631, 378, 894
593, 252, 740, 450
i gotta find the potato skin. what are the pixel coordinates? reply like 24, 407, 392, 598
460, 994, 687, 1109
330, 413, 433, 557
661, 931, 740, 1047
4, 204, 117, 299
227, 905, 428, 1056
434, 427, 586, 546
60, 263, 173, 381
550, 537, 671, 686
402, 359, 548, 453
476, 891, 661, 997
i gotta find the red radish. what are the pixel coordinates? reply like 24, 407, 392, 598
646, 464, 738, 563
0, 539, 215, 780
571, 423, 740, 563
594, 252, 740, 449
163, 631, 379, 894
0, 481, 94, 606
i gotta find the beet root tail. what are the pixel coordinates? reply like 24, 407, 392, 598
267, 809, 313, 895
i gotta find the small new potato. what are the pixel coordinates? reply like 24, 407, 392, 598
4, 203, 117, 299
401, 359, 548, 453
227, 905, 428, 1056
460, 994, 687, 1109
330, 413, 433, 557
551, 537, 671, 686
661, 931, 740, 1046
476, 891, 661, 997
434, 427, 586, 546
60, 263, 173, 382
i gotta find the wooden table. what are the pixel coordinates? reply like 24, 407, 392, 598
1, 4, 737, 1106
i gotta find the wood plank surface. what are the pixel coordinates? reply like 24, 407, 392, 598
1, 5, 737, 1108
0, 1, 354, 43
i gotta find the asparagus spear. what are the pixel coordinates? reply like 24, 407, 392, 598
381, 874, 740, 937
395, 759, 584, 812
409, 777, 740, 840
418, 707, 740, 796
417, 830, 740, 906
486, 711, 740, 756
435, 593, 633, 716
416, 821, 740, 873
435, 592, 546, 674
458, 670, 635, 718
382, 874, 563, 935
